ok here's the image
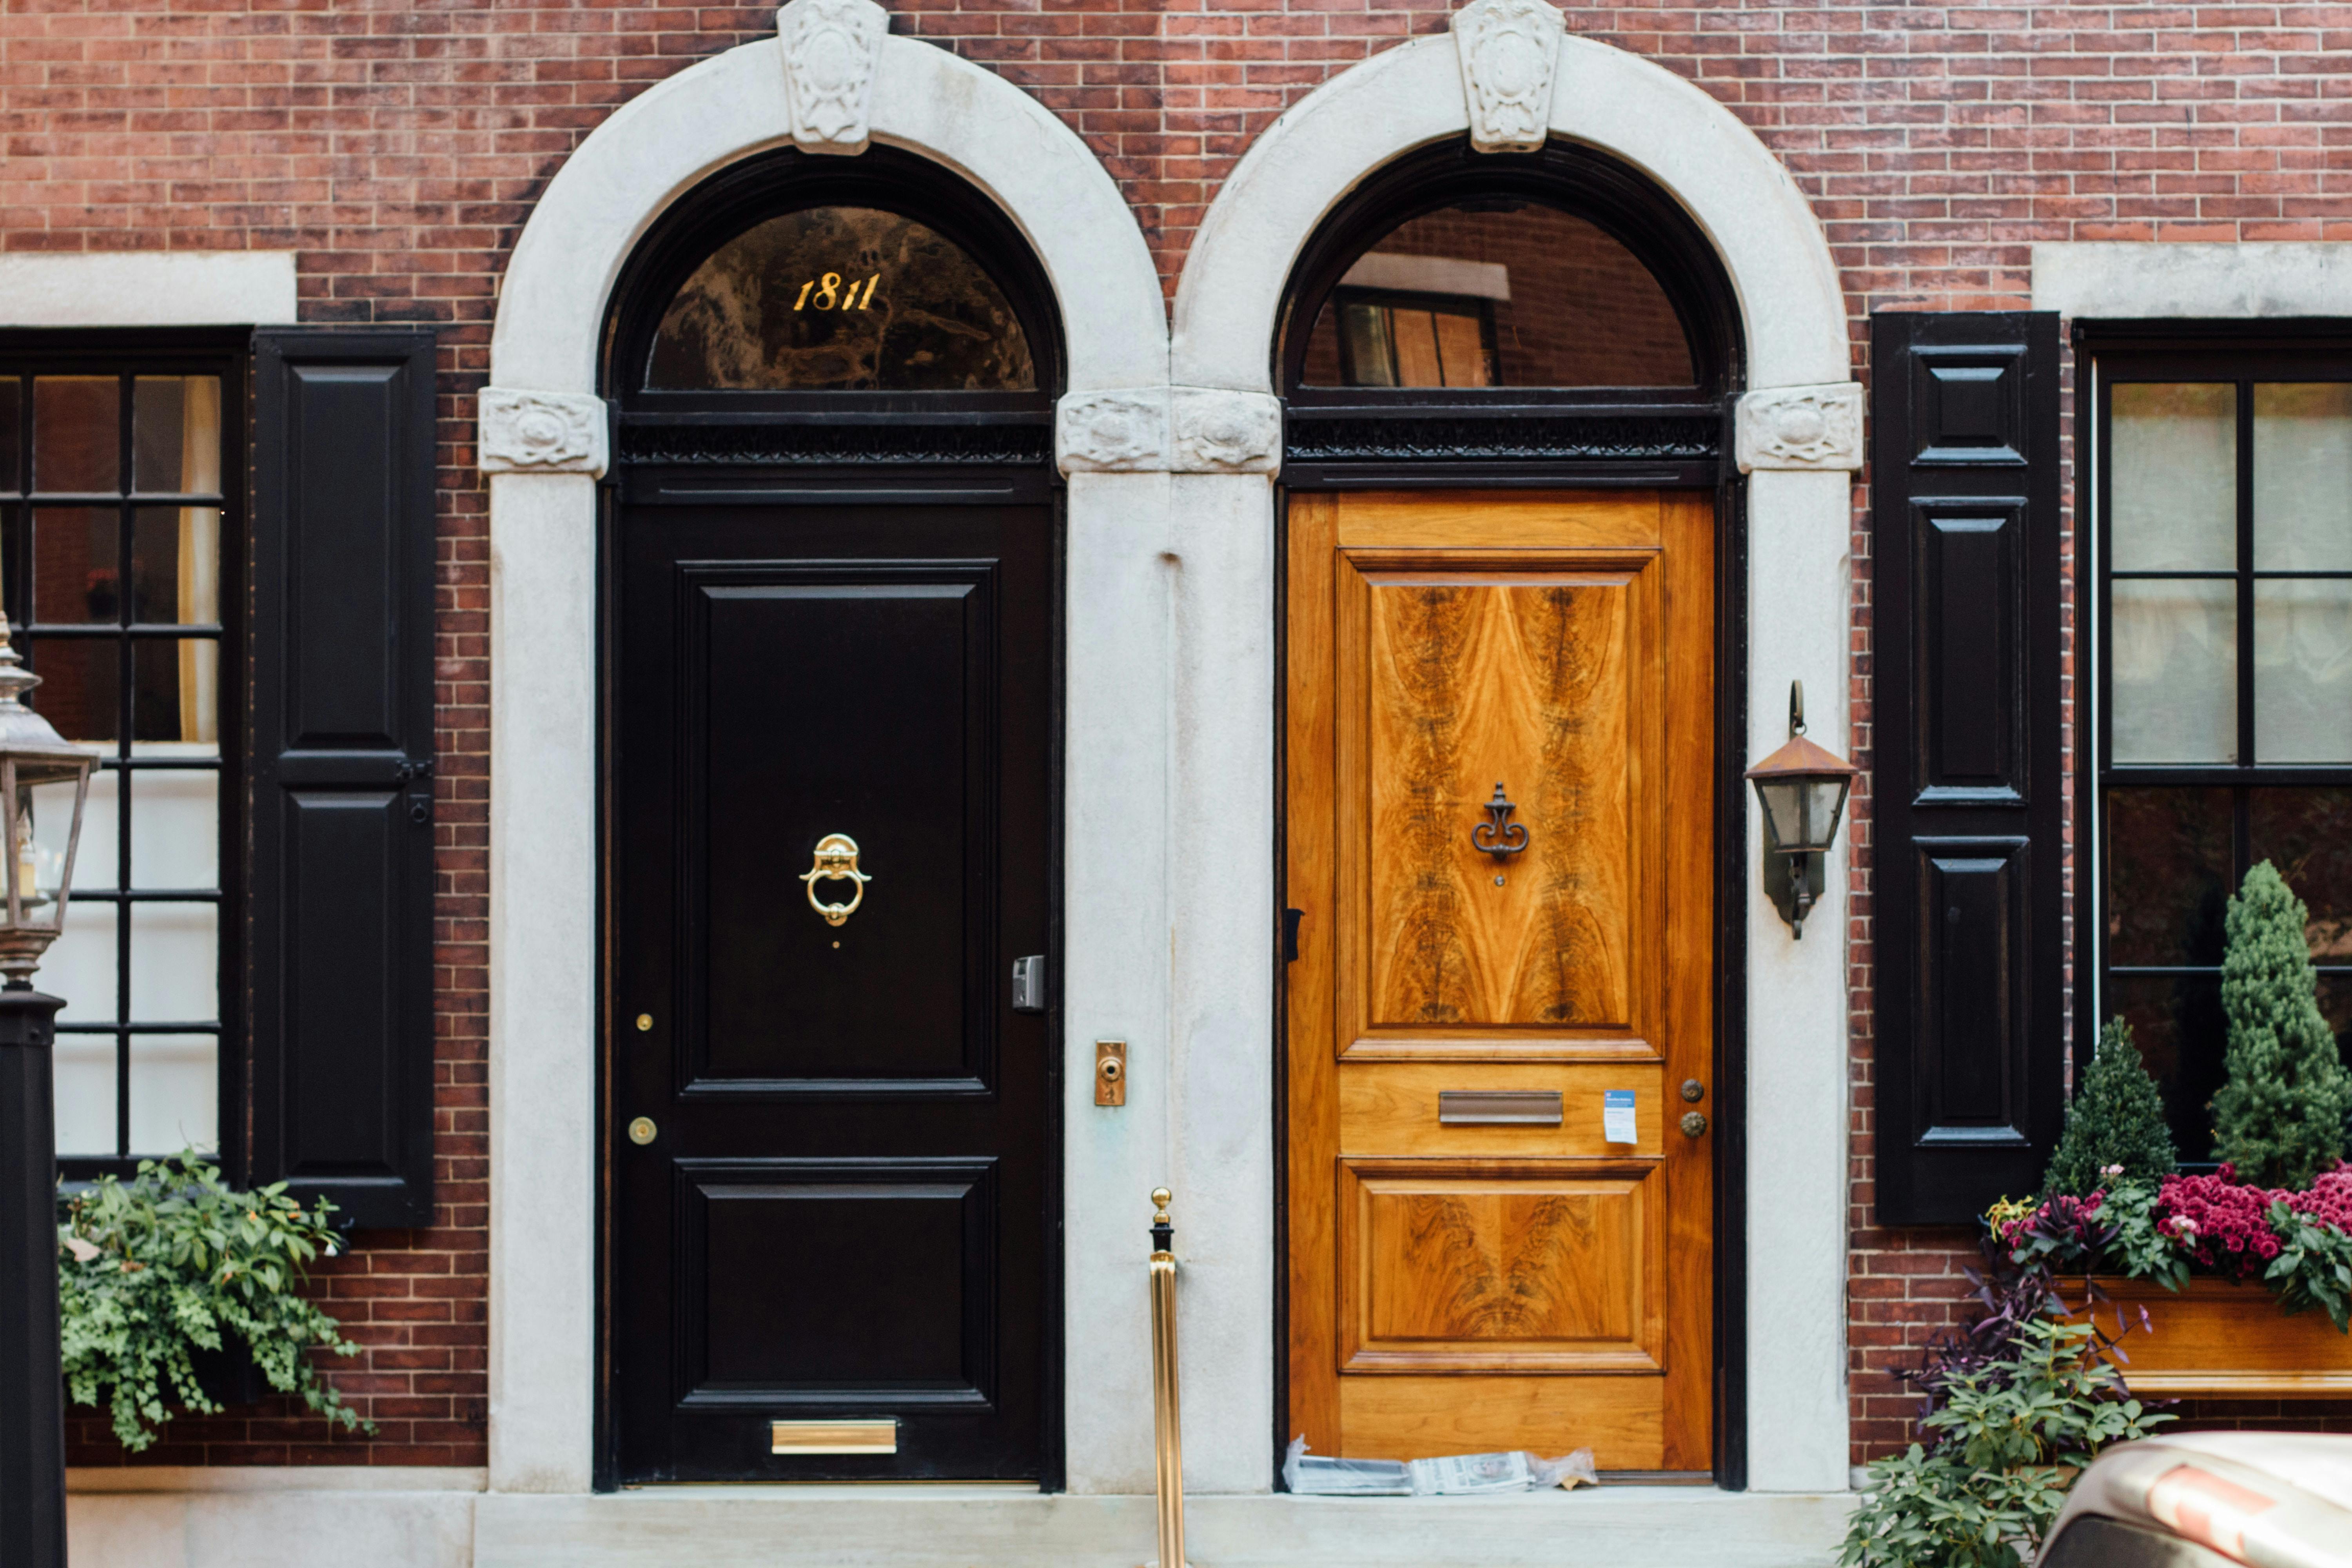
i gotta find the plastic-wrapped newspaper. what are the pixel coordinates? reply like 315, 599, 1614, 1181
1283, 1437, 1598, 1497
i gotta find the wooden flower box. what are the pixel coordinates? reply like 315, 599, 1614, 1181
2080, 1276, 2352, 1399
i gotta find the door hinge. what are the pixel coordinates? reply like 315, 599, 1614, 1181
1282, 908, 1305, 963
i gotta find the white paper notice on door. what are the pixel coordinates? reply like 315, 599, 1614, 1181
1603, 1090, 1637, 1145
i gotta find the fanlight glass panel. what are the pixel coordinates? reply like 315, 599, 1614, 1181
1301, 203, 1695, 389
647, 206, 1036, 392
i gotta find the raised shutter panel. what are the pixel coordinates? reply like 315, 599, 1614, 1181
1869, 311, 2064, 1225
247, 329, 439, 1229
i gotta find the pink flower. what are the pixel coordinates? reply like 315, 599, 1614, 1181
2156, 1165, 2287, 1279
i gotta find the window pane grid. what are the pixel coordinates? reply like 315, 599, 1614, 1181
2099, 367, 2352, 1160
1, 366, 227, 1163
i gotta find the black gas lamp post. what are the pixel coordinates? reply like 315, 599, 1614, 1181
0, 612, 99, 1568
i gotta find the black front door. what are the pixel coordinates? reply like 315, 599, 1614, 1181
610, 485, 1054, 1483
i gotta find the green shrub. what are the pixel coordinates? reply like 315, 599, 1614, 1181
2043, 1018, 2178, 1198
58, 1152, 374, 1451
2210, 860, 2352, 1188
1841, 1311, 2171, 1568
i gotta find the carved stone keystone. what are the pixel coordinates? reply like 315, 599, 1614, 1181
777, 0, 889, 156
1450, 0, 1566, 155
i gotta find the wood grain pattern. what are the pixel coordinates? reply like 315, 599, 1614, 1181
1338, 1375, 1665, 1470
2077, 1277, 2352, 1397
1287, 488, 1713, 1472
1334, 491, 1666, 552
1365, 572, 1638, 1030
1338, 1062, 1665, 1157
1339, 1159, 1663, 1373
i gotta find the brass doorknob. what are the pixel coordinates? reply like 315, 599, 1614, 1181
627, 1116, 657, 1146
1680, 1111, 1708, 1138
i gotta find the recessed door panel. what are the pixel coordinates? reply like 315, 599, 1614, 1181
676, 1159, 995, 1403
614, 501, 1051, 1485
1339, 1159, 1663, 1374
1359, 569, 1646, 1035
682, 566, 994, 1088
1288, 489, 1714, 1474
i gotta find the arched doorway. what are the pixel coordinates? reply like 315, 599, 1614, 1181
1274, 141, 1740, 1478
599, 145, 1064, 1486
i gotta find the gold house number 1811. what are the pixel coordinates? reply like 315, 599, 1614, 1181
794, 272, 882, 311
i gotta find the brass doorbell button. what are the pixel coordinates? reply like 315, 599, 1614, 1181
1095, 1040, 1127, 1107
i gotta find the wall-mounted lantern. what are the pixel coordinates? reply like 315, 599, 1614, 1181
1745, 680, 1859, 940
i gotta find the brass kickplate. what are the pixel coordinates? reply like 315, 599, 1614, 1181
771, 1419, 898, 1455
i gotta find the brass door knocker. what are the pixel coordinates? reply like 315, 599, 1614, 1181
800, 833, 871, 926
1472, 782, 1528, 858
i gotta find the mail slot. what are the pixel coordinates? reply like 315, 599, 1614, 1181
771, 1419, 898, 1455
1436, 1089, 1564, 1125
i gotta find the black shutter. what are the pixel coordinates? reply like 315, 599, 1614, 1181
246, 330, 439, 1229
1870, 311, 2065, 1225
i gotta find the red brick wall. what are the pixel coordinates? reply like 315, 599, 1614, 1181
13, 0, 2352, 1467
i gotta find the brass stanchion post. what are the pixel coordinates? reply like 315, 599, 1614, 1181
1149, 1187, 1188, 1568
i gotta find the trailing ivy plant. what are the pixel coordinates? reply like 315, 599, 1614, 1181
1842, 1241, 2172, 1568
57, 1151, 374, 1451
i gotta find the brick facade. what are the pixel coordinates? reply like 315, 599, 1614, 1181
12, 0, 2352, 1468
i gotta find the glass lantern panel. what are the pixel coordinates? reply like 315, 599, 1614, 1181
1802, 777, 1850, 847
22, 773, 91, 915
1756, 780, 1801, 849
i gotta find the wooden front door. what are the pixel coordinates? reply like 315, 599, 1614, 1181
1285, 488, 1715, 1472
610, 491, 1054, 1484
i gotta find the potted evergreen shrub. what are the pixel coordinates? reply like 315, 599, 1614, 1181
2015, 864, 2352, 1397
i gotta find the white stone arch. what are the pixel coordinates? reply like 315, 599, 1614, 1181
478, 16, 1169, 1495
1171, 31, 1849, 394
1168, 14, 1860, 1494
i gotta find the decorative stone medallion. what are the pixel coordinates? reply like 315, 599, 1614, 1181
1057, 390, 1283, 474
478, 388, 608, 476
1171, 389, 1280, 474
1450, 0, 1566, 155
1056, 390, 1167, 473
1735, 383, 1865, 473
777, 0, 889, 156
